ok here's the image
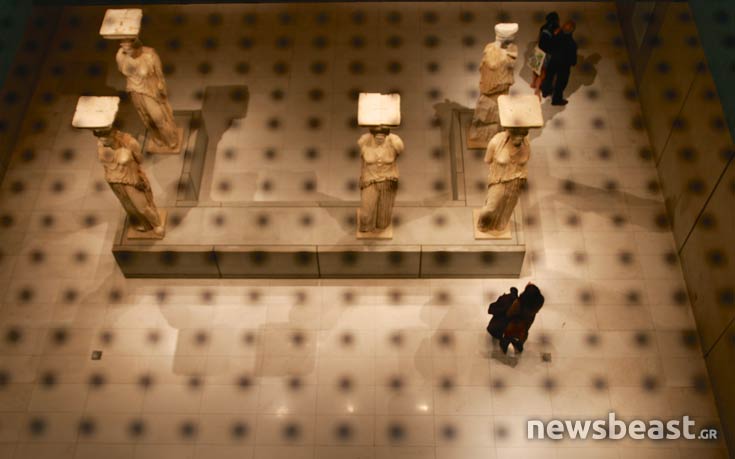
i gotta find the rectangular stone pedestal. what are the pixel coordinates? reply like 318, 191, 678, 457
112, 205, 525, 278
319, 245, 421, 278
112, 244, 220, 278
216, 246, 318, 278
111, 105, 525, 279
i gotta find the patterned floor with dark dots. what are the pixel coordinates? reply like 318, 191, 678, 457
0, 2, 729, 459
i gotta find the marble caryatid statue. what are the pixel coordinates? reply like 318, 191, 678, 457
476, 95, 543, 236
100, 9, 183, 154
477, 127, 529, 233
116, 39, 182, 154
72, 96, 166, 239
94, 127, 165, 236
358, 126, 405, 233
356, 93, 404, 237
468, 23, 519, 149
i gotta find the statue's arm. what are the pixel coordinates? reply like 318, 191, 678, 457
521, 141, 531, 163
391, 135, 405, 156
484, 137, 498, 164
115, 49, 124, 73
151, 50, 167, 97
126, 134, 144, 164
357, 134, 368, 152
506, 44, 519, 60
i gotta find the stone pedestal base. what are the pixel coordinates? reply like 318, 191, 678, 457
126, 209, 167, 240
112, 205, 525, 278
144, 126, 185, 155
473, 209, 512, 239
356, 209, 393, 239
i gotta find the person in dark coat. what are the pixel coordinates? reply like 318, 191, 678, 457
541, 21, 578, 106
532, 12, 560, 95
486, 287, 518, 341
538, 12, 560, 54
500, 283, 545, 354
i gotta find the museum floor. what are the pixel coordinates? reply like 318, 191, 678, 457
0, 2, 728, 459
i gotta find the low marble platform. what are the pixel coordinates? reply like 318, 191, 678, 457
112, 106, 525, 278
112, 204, 525, 278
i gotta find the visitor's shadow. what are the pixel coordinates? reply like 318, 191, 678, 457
537, 52, 601, 125
518, 38, 601, 143
519, 39, 601, 99
566, 52, 601, 96
523, 177, 666, 233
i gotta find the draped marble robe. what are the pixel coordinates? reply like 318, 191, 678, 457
477, 129, 529, 232
97, 129, 164, 235
116, 42, 181, 153
358, 130, 404, 232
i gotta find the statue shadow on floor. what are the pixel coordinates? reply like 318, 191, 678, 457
547, 178, 664, 227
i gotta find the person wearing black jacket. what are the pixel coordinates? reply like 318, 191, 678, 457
541, 21, 578, 106
500, 283, 545, 354
532, 12, 560, 95
486, 287, 518, 341
538, 12, 560, 54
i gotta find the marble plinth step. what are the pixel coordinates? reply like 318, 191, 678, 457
112, 204, 525, 278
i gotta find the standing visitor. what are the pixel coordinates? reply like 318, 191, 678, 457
531, 12, 560, 95
499, 283, 545, 354
541, 21, 578, 106
487, 287, 519, 340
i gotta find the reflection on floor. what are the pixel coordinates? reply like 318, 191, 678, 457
0, 2, 728, 459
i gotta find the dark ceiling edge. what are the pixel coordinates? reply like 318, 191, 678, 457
29, 0, 622, 5
688, 0, 735, 143
0, 1, 33, 88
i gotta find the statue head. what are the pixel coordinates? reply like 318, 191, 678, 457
93, 129, 119, 163
507, 128, 529, 147
494, 23, 518, 48
93, 128, 118, 147
369, 126, 391, 145
119, 38, 143, 56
